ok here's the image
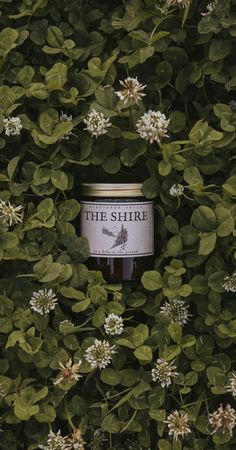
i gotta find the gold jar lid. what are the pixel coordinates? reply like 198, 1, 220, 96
81, 183, 143, 197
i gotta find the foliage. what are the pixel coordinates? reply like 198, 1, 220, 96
0, 0, 236, 448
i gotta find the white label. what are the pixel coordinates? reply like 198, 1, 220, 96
81, 201, 154, 258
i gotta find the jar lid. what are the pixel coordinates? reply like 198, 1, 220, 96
81, 183, 143, 197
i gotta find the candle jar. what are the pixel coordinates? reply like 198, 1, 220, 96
80, 183, 154, 282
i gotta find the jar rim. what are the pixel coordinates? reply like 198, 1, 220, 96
81, 183, 143, 197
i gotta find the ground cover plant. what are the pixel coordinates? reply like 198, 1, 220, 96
0, 0, 236, 448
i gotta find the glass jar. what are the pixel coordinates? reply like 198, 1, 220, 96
80, 183, 154, 282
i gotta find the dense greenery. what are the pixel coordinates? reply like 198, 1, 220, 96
0, 0, 236, 448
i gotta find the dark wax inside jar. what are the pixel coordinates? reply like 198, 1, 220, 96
80, 195, 154, 282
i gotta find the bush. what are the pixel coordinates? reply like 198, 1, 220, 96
0, 0, 236, 448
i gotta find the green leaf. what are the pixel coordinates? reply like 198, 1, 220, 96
208, 271, 227, 293
0, 318, 12, 333
132, 381, 151, 397
39, 263, 62, 282
101, 368, 121, 386
142, 177, 160, 199
209, 40, 231, 62
37, 198, 54, 221
158, 160, 172, 176
71, 298, 91, 313
181, 335, 196, 349
180, 225, 199, 245
120, 141, 146, 167
51, 170, 68, 190
102, 156, 121, 174
132, 324, 149, 347
126, 292, 146, 308
17, 66, 35, 88
39, 110, 57, 135
149, 408, 166, 422
35, 403, 56, 423
115, 338, 135, 349
168, 323, 182, 344
133, 345, 152, 362
190, 275, 209, 295
164, 216, 179, 234
163, 345, 181, 361
33, 255, 52, 276
60, 287, 85, 300
178, 284, 192, 297
158, 440, 172, 450
120, 369, 138, 386
166, 235, 183, 257
155, 61, 172, 89
198, 232, 217, 256
139, 46, 155, 64
14, 402, 39, 421
45, 62, 67, 91
223, 176, 236, 196
183, 166, 203, 190
141, 271, 163, 291
189, 120, 208, 144
7, 156, 20, 180
102, 413, 121, 433
185, 371, 198, 386
58, 199, 81, 221
191, 206, 217, 231
92, 306, 105, 327
0, 28, 18, 57
129, 30, 149, 44
27, 83, 49, 99
67, 236, 90, 262
169, 111, 186, 133
165, 47, 189, 69
33, 386, 48, 403
89, 285, 107, 305
47, 26, 64, 47
148, 386, 165, 408
215, 206, 234, 237
1, 232, 18, 249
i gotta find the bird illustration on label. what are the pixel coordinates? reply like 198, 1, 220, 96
102, 224, 128, 250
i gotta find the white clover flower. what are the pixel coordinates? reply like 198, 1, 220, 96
164, 410, 191, 440
59, 319, 75, 335
30, 289, 57, 315
160, 299, 191, 327
85, 339, 116, 369
136, 110, 169, 144
89, 429, 107, 450
39, 430, 69, 450
201, 0, 217, 16
60, 111, 73, 122
169, 184, 184, 197
59, 111, 73, 140
104, 314, 124, 336
209, 404, 236, 436
83, 109, 111, 138
0, 199, 23, 226
66, 428, 85, 450
151, 358, 179, 387
226, 373, 236, 397
3, 116, 22, 136
166, 0, 191, 8
115, 77, 146, 105
53, 359, 82, 386
222, 273, 236, 293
